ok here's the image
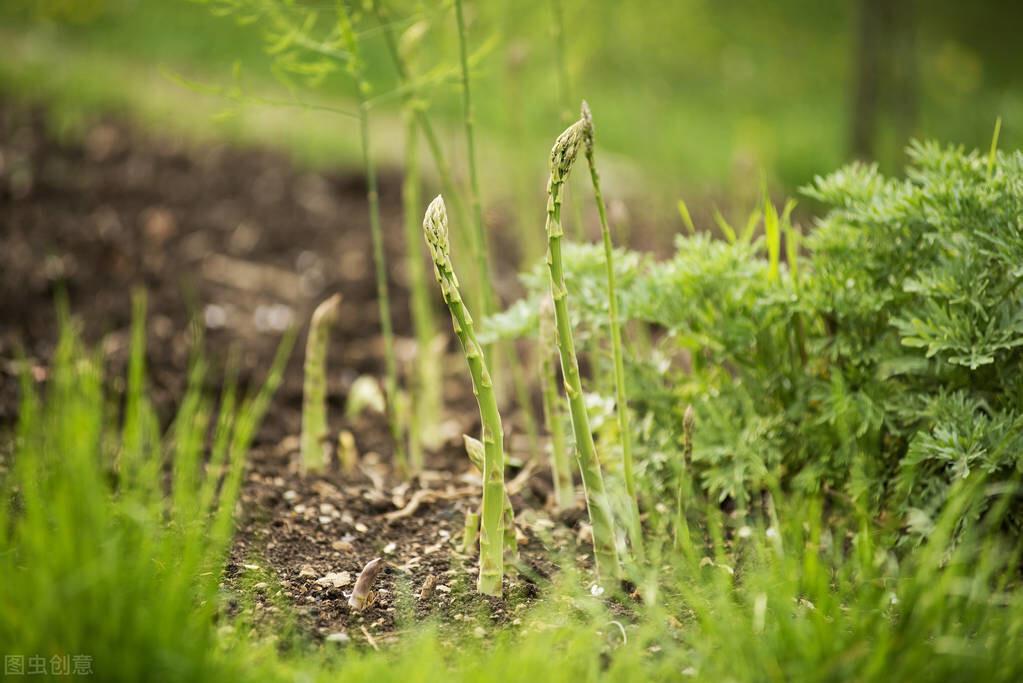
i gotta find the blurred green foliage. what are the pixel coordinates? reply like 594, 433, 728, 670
2, 0, 1022, 199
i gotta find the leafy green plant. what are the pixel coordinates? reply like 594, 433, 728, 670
492, 139, 1023, 545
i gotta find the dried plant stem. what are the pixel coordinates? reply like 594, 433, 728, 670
539, 300, 574, 510
339, 9, 406, 474
301, 294, 341, 473
545, 120, 621, 583
581, 102, 644, 560
424, 196, 505, 596
454, 0, 496, 340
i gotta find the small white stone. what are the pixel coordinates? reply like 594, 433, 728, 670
315, 571, 352, 589
383, 542, 397, 554
325, 632, 350, 644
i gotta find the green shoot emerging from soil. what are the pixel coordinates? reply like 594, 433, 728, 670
301, 293, 341, 473
423, 194, 506, 596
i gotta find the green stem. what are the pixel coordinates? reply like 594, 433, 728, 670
401, 113, 439, 468
465, 434, 518, 564
675, 405, 695, 552
545, 121, 621, 583
581, 102, 644, 560
340, 5, 406, 475
374, 6, 476, 288
454, 0, 496, 341
301, 294, 341, 473
424, 196, 505, 596
539, 300, 574, 510
358, 99, 406, 475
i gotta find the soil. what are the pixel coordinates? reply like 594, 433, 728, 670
0, 100, 590, 648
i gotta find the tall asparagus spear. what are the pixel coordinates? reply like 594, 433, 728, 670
423, 195, 506, 596
543, 120, 621, 583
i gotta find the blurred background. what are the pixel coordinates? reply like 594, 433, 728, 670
2, 0, 1021, 233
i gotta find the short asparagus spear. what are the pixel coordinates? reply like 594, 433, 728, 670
544, 120, 621, 582
539, 298, 574, 511
423, 195, 505, 596
301, 294, 341, 473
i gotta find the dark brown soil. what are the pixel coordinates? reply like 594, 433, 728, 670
0, 101, 585, 648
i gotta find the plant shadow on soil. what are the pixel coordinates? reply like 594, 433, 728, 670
0, 100, 599, 648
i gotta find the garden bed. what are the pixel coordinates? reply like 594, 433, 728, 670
0, 100, 577, 647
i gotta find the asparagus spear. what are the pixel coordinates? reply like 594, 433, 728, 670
423, 195, 506, 596
301, 294, 341, 473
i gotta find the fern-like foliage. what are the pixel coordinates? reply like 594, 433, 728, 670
491, 142, 1023, 537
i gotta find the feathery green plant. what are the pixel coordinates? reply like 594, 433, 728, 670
301, 293, 340, 473
580, 101, 643, 559
544, 118, 620, 582
423, 195, 506, 596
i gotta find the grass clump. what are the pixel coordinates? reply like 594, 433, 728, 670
0, 297, 293, 682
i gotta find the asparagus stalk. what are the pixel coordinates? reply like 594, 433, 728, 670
453, 0, 497, 332
580, 101, 645, 559
337, 7, 406, 475
675, 405, 695, 551
348, 557, 385, 611
301, 294, 341, 473
462, 510, 481, 555
544, 120, 621, 583
464, 435, 518, 564
539, 298, 574, 510
423, 196, 505, 596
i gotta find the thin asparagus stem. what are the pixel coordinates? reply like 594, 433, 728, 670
301, 293, 341, 473
373, 2, 477, 293
544, 120, 621, 583
453, 0, 497, 338
423, 195, 505, 596
401, 112, 440, 468
675, 405, 695, 552
539, 298, 574, 511
338, 8, 406, 474
580, 101, 644, 560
